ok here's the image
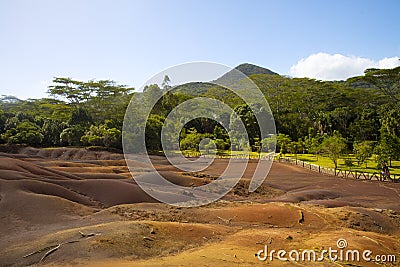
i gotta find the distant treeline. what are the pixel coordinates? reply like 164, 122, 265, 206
0, 66, 399, 166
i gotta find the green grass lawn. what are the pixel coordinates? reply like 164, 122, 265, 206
281, 153, 400, 175
166, 149, 400, 176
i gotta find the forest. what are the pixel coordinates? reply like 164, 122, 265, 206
1, 64, 399, 169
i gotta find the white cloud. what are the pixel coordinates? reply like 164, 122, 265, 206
377, 57, 400, 69
290, 53, 400, 81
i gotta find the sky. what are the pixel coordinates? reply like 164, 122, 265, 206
0, 0, 399, 99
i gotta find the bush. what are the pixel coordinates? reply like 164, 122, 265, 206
80, 124, 121, 148
2, 121, 43, 146
60, 126, 85, 146
344, 158, 354, 167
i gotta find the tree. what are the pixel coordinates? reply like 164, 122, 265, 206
83, 80, 133, 124
179, 128, 213, 152
374, 105, 400, 167
374, 143, 389, 167
47, 77, 85, 104
297, 138, 306, 154
212, 125, 231, 150
3, 65, 400, 155
47, 78, 133, 127
328, 107, 355, 138
60, 126, 85, 146
0, 110, 6, 141
320, 132, 347, 170
80, 124, 121, 148
375, 127, 400, 167
41, 119, 68, 146
305, 135, 322, 157
229, 104, 259, 148
288, 141, 301, 160
80, 125, 104, 146
349, 66, 400, 107
48, 78, 133, 105
145, 114, 164, 151
349, 106, 380, 141
261, 135, 276, 153
103, 127, 122, 149
162, 75, 171, 90
69, 107, 92, 126
353, 141, 374, 167
276, 133, 291, 155
253, 137, 262, 155
2, 121, 43, 146
143, 84, 163, 108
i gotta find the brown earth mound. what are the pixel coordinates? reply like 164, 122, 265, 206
0, 147, 399, 266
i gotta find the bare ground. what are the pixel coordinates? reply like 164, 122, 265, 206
0, 147, 399, 266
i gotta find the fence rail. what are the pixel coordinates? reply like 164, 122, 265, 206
278, 157, 399, 183
181, 153, 398, 183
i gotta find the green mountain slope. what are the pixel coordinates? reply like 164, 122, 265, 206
172, 63, 278, 96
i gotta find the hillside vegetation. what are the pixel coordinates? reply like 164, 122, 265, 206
1, 64, 399, 169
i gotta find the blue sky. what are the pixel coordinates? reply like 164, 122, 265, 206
0, 0, 399, 99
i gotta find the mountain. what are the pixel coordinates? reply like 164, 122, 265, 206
172, 63, 279, 96
234, 63, 279, 76
213, 63, 278, 85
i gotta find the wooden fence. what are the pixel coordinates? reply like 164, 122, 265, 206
181, 152, 399, 183
278, 157, 399, 183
